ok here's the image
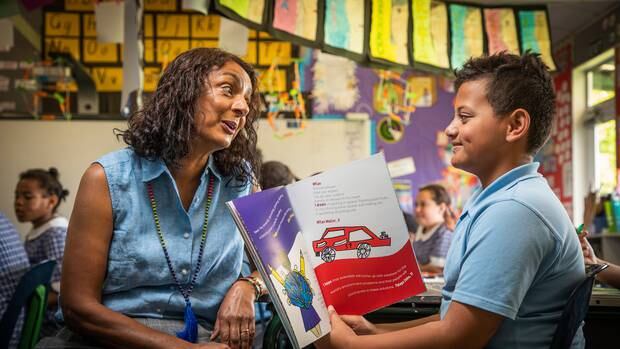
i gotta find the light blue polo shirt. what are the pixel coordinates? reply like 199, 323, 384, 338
440, 163, 585, 348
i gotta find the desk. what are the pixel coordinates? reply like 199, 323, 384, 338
367, 282, 620, 349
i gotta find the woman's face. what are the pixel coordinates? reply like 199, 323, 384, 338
414, 190, 446, 228
14, 179, 56, 224
193, 60, 253, 152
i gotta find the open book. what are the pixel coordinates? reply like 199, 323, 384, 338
226, 154, 425, 348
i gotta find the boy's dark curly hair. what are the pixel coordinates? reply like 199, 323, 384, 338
454, 51, 556, 155
118, 48, 261, 186
20, 167, 69, 213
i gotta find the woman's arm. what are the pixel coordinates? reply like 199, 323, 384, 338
61, 164, 202, 349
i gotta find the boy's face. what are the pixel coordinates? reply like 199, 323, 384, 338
445, 79, 511, 179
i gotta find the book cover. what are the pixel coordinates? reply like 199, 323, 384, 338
227, 153, 425, 348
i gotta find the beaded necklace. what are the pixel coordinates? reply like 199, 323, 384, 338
146, 175, 215, 343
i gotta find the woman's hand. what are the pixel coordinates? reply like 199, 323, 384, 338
340, 314, 378, 336
211, 280, 256, 349
579, 230, 598, 265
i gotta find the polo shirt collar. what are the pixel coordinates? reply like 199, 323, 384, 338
460, 162, 540, 217
141, 155, 223, 182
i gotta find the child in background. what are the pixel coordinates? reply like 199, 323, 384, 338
412, 184, 454, 274
14, 167, 69, 336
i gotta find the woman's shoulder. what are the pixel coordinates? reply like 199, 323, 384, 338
95, 147, 138, 168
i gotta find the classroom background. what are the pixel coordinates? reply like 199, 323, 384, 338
0, 0, 619, 266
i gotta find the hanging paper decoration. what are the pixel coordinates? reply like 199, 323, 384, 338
261, 57, 308, 139
312, 51, 359, 113
322, 0, 367, 61
412, 0, 450, 70
373, 70, 416, 126
369, 0, 409, 66
483, 8, 519, 55
517, 9, 556, 71
449, 4, 484, 70
214, 0, 267, 30
271, 0, 320, 48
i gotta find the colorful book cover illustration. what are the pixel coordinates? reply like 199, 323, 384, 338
227, 153, 425, 348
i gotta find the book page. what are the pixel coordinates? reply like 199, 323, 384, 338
227, 188, 330, 348
287, 153, 426, 315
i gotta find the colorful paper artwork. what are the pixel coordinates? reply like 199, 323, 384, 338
273, 0, 318, 41
312, 51, 359, 113
218, 0, 265, 25
407, 76, 436, 107
370, 0, 409, 65
412, 0, 449, 69
484, 8, 519, 55
373, 70, 418, 125
324, 0, 365, 55
449, 4, 483, 70
518, 10, 556, 71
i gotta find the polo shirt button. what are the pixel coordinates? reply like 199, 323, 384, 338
181, 268, 188, 275
183, 232, 190, 239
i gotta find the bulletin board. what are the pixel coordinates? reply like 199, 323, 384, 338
322, 0, 370, 62
37, 0, 298, 118
448, 3, 485, 70
269, 0, 324, 49
516, 7, 557, 71
369, 0, 411, 68
411, 0, 450, 71
483, 7, 520, 55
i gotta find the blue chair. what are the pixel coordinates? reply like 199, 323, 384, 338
0, 260, 56, 349
549, 263, 609, 349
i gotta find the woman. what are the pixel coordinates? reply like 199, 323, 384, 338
44, 48, 264, 349
411, 184, 454, 274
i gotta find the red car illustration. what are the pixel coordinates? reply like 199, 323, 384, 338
312, 226, 391, 263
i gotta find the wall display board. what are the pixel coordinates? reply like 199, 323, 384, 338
36, 0, 297, 118
369, 0, 409, 67
322, 0, 368, 62
449, 3, 484, 70
517, 8, 556, 71
483, 8, 519, 55
411, 0, 449, 70
213, 0, 268, 30
270, 0, 322, 48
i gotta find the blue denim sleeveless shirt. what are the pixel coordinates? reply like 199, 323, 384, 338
96, 148, 251, 324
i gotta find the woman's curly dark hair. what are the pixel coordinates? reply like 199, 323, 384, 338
117, 48, 261, 187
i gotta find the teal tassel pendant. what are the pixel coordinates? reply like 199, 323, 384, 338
176, 303, 198, 343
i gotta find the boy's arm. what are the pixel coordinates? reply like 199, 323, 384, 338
320, 301, 502, 349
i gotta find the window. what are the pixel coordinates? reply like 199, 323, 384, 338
323, 229, 345, 239
595, 120, 617, 194
587, 59, 615, 108
348, 229, 371, 242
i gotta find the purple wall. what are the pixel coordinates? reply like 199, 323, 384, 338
309, 58, 456, 201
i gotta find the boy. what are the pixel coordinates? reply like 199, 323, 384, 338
317, 52, 585, 348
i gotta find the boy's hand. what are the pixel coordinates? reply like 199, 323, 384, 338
578, 230, 598, 265
340, 314, 377, 335
315, 306, 356, 349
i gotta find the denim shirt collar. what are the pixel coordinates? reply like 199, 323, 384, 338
141, 155, 223, 182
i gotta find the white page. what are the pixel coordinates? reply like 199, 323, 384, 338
287, 153, 411, 269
